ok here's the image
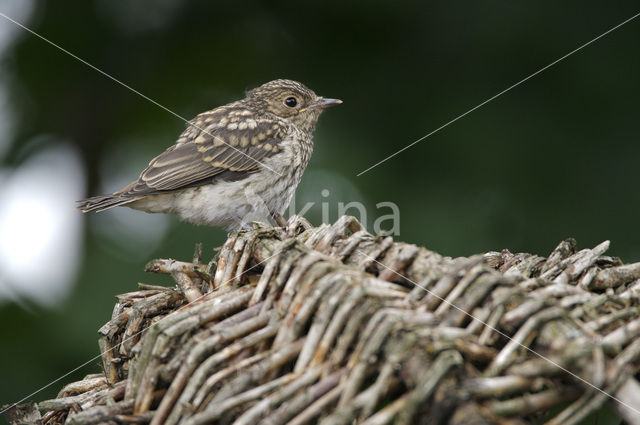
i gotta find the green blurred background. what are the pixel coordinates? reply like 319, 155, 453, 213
0, 1, 638, 420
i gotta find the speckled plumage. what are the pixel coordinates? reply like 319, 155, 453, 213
77, 79, 341, 231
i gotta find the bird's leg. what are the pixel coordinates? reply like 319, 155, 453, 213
271, 212, 288, 228
270, 211, 294, 239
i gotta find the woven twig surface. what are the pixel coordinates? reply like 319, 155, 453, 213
6, 215, 640, 425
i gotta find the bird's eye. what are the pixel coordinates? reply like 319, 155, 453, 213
284, 97, 298, 107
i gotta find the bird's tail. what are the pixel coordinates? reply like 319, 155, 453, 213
76, 194, 139, 213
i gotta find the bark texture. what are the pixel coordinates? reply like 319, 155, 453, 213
4, 215, 640, 425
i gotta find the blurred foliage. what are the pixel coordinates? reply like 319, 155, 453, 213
0, 0, 639, 418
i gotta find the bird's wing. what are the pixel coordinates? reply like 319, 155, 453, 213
117, 115, 288, 197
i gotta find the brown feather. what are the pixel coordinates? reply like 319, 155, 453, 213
114, 115, 288, 197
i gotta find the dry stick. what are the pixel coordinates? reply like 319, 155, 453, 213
64, 399, 137, 425
503, 253, 547, 278
611, 338, 640, 422
259, 242, 305, 312
216, 234, 246, 288
198, 336, 306, 409
150, 311, 271, 425
434, 262, 487, 316
443, 272, 514, 328
171, 351, 272, 424
490, 387, 582, 417
541, 239, 577, 274
501, 298, 549, 328
324, 359, 399, 424
168, 360, 268, 424
311, 285, 366, 366
585, 307, 640, 332
545, 349, 632, 425
313, 216, 363, 254
615, 378, 640, 425
338, 310, 398, 406
160, 301, 266, 384
578, 266, 599, 290
357, 359, 400, 420
377, 243, 420, 282
486, 306, 565, 376
592, 262, 640, 290
286, 383, 346, 425
357, 394, 408, 425
223, 229, 275, 287
38, 381, 124, 413
272, 262, 339, 349
183, 371, 302, 424
249, 243, 285, 305
477, 303, 505, 346
56, 374, 108, 398
333, 229, 372, 260
145, 258, 212, 281
294, 279, 351, 372
547, 392, 601, 425
602, 319, 640, 352
170, 271, 202, 303
228, 364, 324, 425
454, 338, 498, 363
261, 369, 346, 425
362, 277, 409, 300
168, 324, 286, 424
464, 375, 546, 398
397, 350, 464, 424
618, 279, 640, 301
130, 288, 255, 412
423, 259, 475, 311
328, 299, 378, 366
276, 251, 332, 319
464, 305, 492, 336
212, 236, 238, 288
302, 223, 332, 249
345, 236, 393, 272
547, 241, 610, 284
232, 232, 265, 285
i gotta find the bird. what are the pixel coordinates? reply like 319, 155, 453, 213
77, 79, 341, 232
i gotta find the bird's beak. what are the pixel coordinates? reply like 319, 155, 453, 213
301, 97, 343, 112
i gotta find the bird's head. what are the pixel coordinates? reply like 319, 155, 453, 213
246, 79, 342, 131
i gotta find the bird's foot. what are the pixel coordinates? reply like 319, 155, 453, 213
271, 212, 288, 227
277, 214, 313, 239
